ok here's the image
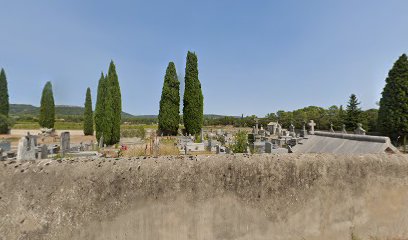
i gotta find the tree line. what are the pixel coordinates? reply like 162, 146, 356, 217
204, 101, 378, 134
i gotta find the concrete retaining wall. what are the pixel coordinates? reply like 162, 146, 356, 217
1, 154, 408, 240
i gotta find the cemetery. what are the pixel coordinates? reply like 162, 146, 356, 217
2, 2, 408, 239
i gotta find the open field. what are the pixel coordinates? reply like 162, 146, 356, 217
12, 122, 158, 130
1, 154, 408, 240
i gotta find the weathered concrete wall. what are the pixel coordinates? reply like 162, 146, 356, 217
1, 154, 408, 240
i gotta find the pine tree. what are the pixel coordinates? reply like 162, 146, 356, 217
105, 61, 121, 145
378, 54, 408, 140
39, 82, 55, 128
94, 73, 107, 142
158, 62, 180, 135
83, 87, 94, 135
0, 69, 9, 117
183, 51, 204, 134
345, 94, 362, 130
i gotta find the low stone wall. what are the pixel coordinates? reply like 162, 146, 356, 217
1, 154, 408, 240
314, 131, 389, 143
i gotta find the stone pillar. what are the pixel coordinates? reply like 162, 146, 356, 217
60, 132, 70, 154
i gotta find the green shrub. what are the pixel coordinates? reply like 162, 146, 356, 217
231, 130, 248, 153
120, 126, 145, 139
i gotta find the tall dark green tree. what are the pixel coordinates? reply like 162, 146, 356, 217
105, 61, 121, 145
0, 69, 10, 134
158, 62, 180, 135
345, 94, 362, 130
94, 73, 107, 142
0, 69, 9, 117
183, 51, 203, 134
39, 81, 55, 128
378, 54, 408, 140
83, 87, 94, 136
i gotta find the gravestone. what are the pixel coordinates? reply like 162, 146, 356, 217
342, 124, 347, 134
289, 123, 295, 133
40, 144, 48, 159
253, 141, 265, 154
277, 124, 282, 136
265, 142, 273, 153
300, 121, 308, 137
0, 140, 11, 152
330, 123, 335, 133
17, 136, 36, 160
60, 132, 70, 154
254, 118, 259, 135
354, 123, 366, 135
267, 122, 278, 135
308, 120, 316, 135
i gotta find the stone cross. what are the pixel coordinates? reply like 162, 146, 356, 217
289, 123, 295, 133
342, 124, 347, 134
330, 123, 335, 133
308, 120, 316, 135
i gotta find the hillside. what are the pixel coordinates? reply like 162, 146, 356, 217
10, 104, 135, 118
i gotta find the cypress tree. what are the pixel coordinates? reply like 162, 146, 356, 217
183, 51, 204, 134
105, 60, 121, 145
39, 81, 55, 128
94, 73, 107, 142
0, 68, 9, 116
378, 54, 408, 140
338, 105, 346, 125
345, 94, 362, 130
83, 87, 94, 135
158, 62, 180, 135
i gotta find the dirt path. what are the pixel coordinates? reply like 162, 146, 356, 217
0, 129, 96, 149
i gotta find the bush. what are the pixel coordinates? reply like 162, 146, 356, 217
231, 130, 248, 153
120, 126, 145, 139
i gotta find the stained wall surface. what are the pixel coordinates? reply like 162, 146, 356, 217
1, 154, 408, 240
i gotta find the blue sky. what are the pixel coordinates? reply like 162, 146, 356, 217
1, 1, 408, 116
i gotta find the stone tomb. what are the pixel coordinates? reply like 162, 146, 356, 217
17, 135, 37, 161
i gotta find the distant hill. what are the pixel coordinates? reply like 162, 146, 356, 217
10, 104, 238, 119
10, 104, 135, 118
